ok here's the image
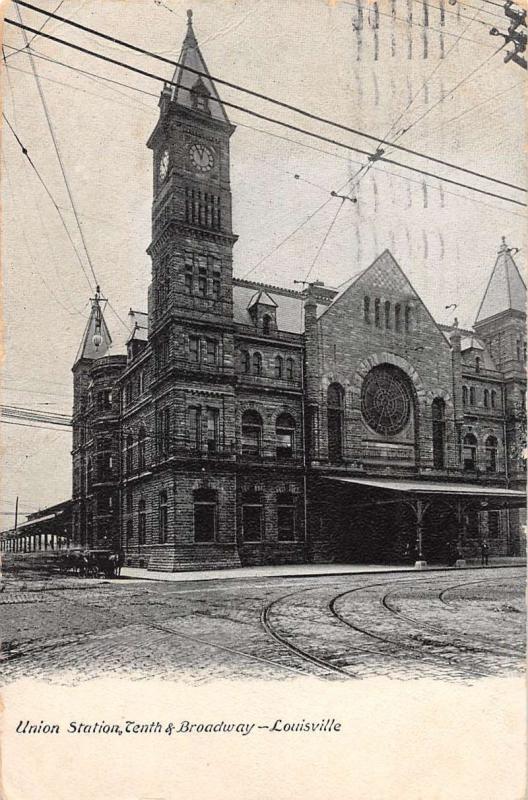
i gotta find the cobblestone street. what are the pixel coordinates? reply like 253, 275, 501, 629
1, 566, 524, 684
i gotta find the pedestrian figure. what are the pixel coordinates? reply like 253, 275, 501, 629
481, 540, 489, 566
116, 548, 125, 578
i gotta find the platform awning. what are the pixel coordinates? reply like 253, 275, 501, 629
325, 476, 526, 508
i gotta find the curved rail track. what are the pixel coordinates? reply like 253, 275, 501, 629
381, 577, 525, 658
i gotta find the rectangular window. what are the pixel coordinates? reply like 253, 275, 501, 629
242, 505, 262, 542
189, 336, 200, 363
188, 407, 201, 450
277, 505, 295, 541
194, 503, 216, 542
185, 269, 193, 292
206, 407, 219, 453
198, 276, 207, 297
488, 511, 500, 538
163, 408, 171, 456
159, 493, 168, 544
205, 339, 218, 365
276, 429, 294, 459
212, 278, 220, 299
242, 425, 260, 455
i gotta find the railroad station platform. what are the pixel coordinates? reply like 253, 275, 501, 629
120, 557, 526, 584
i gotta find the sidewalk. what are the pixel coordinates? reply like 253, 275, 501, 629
120, 557, 526, 584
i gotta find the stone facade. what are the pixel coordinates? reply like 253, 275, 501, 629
70, 18, 526, 570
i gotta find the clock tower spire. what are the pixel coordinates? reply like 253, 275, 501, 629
146, 9, 236, 333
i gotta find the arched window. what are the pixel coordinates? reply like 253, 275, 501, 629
193, 488, 216, 542
252, 352, 262, 376
241, 410, 263, 456
242, 491, 262, 542
286, 358, 294, 381
405, 305, 412, 332
394, 303, 401, 332
138, 499, 146, 545
485, 436, 498, 473
363, 296, 370, 323
432, 398, 446, 470
374, 298, 381, 328
125, 434, 134, 475
274, 355, 283, 380
463, 433, 477, 471
469, 387, 476, 405
159, 491, 168, 543
462, 386, 468, 406
277, 493, 296, 541
276, 413, 296, 459
491, 390, 497, 409
483, 389, 489, 408
262, 315, 272, 335
241, 350, 250, 374
384, 300, 391, 328
327, 383, 344, 462
138, 426, 146, 472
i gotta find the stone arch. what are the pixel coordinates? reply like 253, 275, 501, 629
271, 404, 301, 426
351, 352, 426, 400
236, 401, 267, 424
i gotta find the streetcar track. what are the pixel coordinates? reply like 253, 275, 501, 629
2, 570, 524, 682
382, 578, 525, 657
32, 589, 328, 680
260, 586, 356, 679
329, 579, 503, 678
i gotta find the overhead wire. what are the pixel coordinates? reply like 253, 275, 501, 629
303, 199, 346, 285
3, 42, 523, 223
3, 40, 522, 198
13, 4, 99, 290
0, 420, 72, 432
1, 150, 88, 317
241, 168, 364, 280
342, 0, 496, 45
377, 1, 491, 147
4, 0, 65, 60
7, 2, 524, 193
2, 113, 94, 293
4, 17, 525, 208
388, 42, 505, 147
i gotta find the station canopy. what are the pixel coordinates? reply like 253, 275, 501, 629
325, 476, 526, 510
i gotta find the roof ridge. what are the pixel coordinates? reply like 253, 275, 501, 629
233, 277, 303, 297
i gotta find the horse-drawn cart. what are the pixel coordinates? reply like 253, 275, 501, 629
60, 549, 119, 578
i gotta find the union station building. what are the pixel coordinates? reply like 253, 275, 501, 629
66, 16, 526, 571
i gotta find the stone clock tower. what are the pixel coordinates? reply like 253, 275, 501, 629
143, 11, 241, 572
146, 9, 237, 333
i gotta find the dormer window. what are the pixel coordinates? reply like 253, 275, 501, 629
263, 315, 272, 335
190, 78, 211, 115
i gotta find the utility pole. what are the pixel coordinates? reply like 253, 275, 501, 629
490, 1, 527, 70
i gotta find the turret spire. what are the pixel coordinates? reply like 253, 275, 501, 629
475, 238, 526, 324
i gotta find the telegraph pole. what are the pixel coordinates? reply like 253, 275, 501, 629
489, 1, 527, 70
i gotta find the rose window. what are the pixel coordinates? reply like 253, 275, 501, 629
361, 365, 412, 436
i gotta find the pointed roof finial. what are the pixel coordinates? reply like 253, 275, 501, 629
499, 235, 508, 253
187, 8, 193, 25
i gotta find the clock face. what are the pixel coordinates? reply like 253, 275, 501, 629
361, 365, 411, 436
159, 149, 169, 181
189, 143, 214, 173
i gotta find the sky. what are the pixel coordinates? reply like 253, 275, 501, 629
0, 0, 525, 521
